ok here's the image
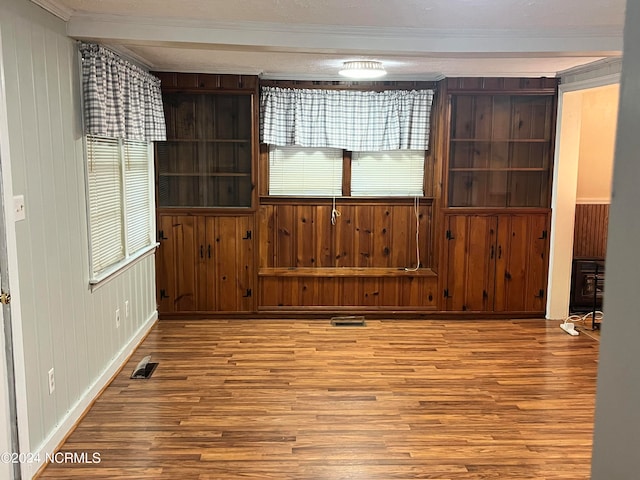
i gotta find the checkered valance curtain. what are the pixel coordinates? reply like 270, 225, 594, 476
79, 43, 166, 142
260, 86, 434, 151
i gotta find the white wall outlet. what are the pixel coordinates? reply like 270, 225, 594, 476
125, 300, 130, 318
13, 195, 25, 221
48, 368, 55, 395
115, 308, 120, 328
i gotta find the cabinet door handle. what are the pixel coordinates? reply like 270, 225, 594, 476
498, 245, 502, 259
208, 244, 211, 259
200, 245, 204, 258
490, 245, 495, 259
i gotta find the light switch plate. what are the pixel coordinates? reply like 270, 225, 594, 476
13, 195, 25, 221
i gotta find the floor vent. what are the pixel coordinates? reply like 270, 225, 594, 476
130, 355, 158, 379
331, 316, 366, 327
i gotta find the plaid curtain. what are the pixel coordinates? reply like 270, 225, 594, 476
260, 86, 434, 151
79, 43, 166, 142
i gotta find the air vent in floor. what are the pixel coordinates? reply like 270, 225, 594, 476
331, 316, 366, 327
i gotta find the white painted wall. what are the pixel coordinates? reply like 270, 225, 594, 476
0, 0, 158, 476
591, 0, 640, 476
576, 84, 618, 203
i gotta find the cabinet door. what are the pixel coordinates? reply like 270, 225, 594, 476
211, 216, 255, 312
494, 214, 549, 312
156, 215, 198, 312
444, 215, 497, 311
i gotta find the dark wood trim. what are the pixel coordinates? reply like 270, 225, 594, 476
156, 207, 257, 215
442, 207, 551, 215
154, 72, 259, 93
260, 79, 439, 91
258, 267, 437, 277
260, 196, 434, 206
445, 77, 558, 94
342, 150, 352, 196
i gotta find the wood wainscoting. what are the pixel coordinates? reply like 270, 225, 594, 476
573, 203, 609, 258
258, 199, 438, 311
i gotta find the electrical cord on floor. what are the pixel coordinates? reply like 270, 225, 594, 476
563, 311, 604, 326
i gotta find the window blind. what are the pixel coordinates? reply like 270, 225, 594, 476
269, 146, 343, 196
86, 135, 154, 280
87, 136, 125, 273
351, 150, 425, 196
124, 141, 152, 253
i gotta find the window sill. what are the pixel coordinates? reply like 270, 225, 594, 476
89, 243, 159, 291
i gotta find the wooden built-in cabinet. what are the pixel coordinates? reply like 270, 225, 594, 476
153, 73, 258, 315
442, 213, 549, 313
441, 78, 556, 314
156, 214, 254, 313
152, 75, 558, 317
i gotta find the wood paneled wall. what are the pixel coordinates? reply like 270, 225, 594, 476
259, 200, 432, 269
259, 276, 438, 309
257, 200, 437, 310
574, 203, 609, 258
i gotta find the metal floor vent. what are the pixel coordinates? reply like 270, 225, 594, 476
331, 316, 366, 327
130, 355, 158, 379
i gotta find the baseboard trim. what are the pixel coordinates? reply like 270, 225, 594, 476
27, 310, 158, 479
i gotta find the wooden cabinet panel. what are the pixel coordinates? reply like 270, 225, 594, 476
156, 215, 198, 313
444, 215, 497, 311
257, 275, 437, 309
443, 213, 549, 313
156, 214, 255, 314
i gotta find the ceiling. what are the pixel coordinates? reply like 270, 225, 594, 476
31, 0, 626, 80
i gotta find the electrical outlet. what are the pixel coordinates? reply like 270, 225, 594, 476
125, 300, 130, 318
48, 368, 55, 395
115, 308, 120, 328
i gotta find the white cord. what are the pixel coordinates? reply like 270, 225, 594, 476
405, 196, 421, 272
331, 196, 341, 225
563, 310, 604, 325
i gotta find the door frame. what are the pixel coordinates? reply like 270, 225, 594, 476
547, 72, 620, 319
0, 26, 30, 479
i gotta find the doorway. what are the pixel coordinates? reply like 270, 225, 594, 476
548, 80, 619, 320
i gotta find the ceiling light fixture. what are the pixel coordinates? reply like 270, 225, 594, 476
338, 60, 387, 79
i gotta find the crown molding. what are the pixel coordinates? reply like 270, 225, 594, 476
29, 0, 72, 21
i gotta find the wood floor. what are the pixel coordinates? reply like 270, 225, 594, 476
38, 319, 600, 479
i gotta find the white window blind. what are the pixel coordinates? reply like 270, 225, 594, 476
269, 146, 343, 196
351, 150, 425, 196
87, 136, 125, 273
86, 135, 153, 280
124, 141, 152, 253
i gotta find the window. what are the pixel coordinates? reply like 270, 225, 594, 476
267, 146, 425, 197
269, 146, 343, 196
351, 150, 424, 196
86, 135, 154, 281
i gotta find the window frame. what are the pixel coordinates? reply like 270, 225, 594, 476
84, 135, 157, 287
265, 146, 429, 198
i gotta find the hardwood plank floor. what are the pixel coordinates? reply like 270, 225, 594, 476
37, 319, 599, 479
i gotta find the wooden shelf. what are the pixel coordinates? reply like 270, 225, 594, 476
258, 267, 437, 278
159, 173, 251, 177
449, 168, 548, 172
450, 138, 549, 143
163, 139, 251, 143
